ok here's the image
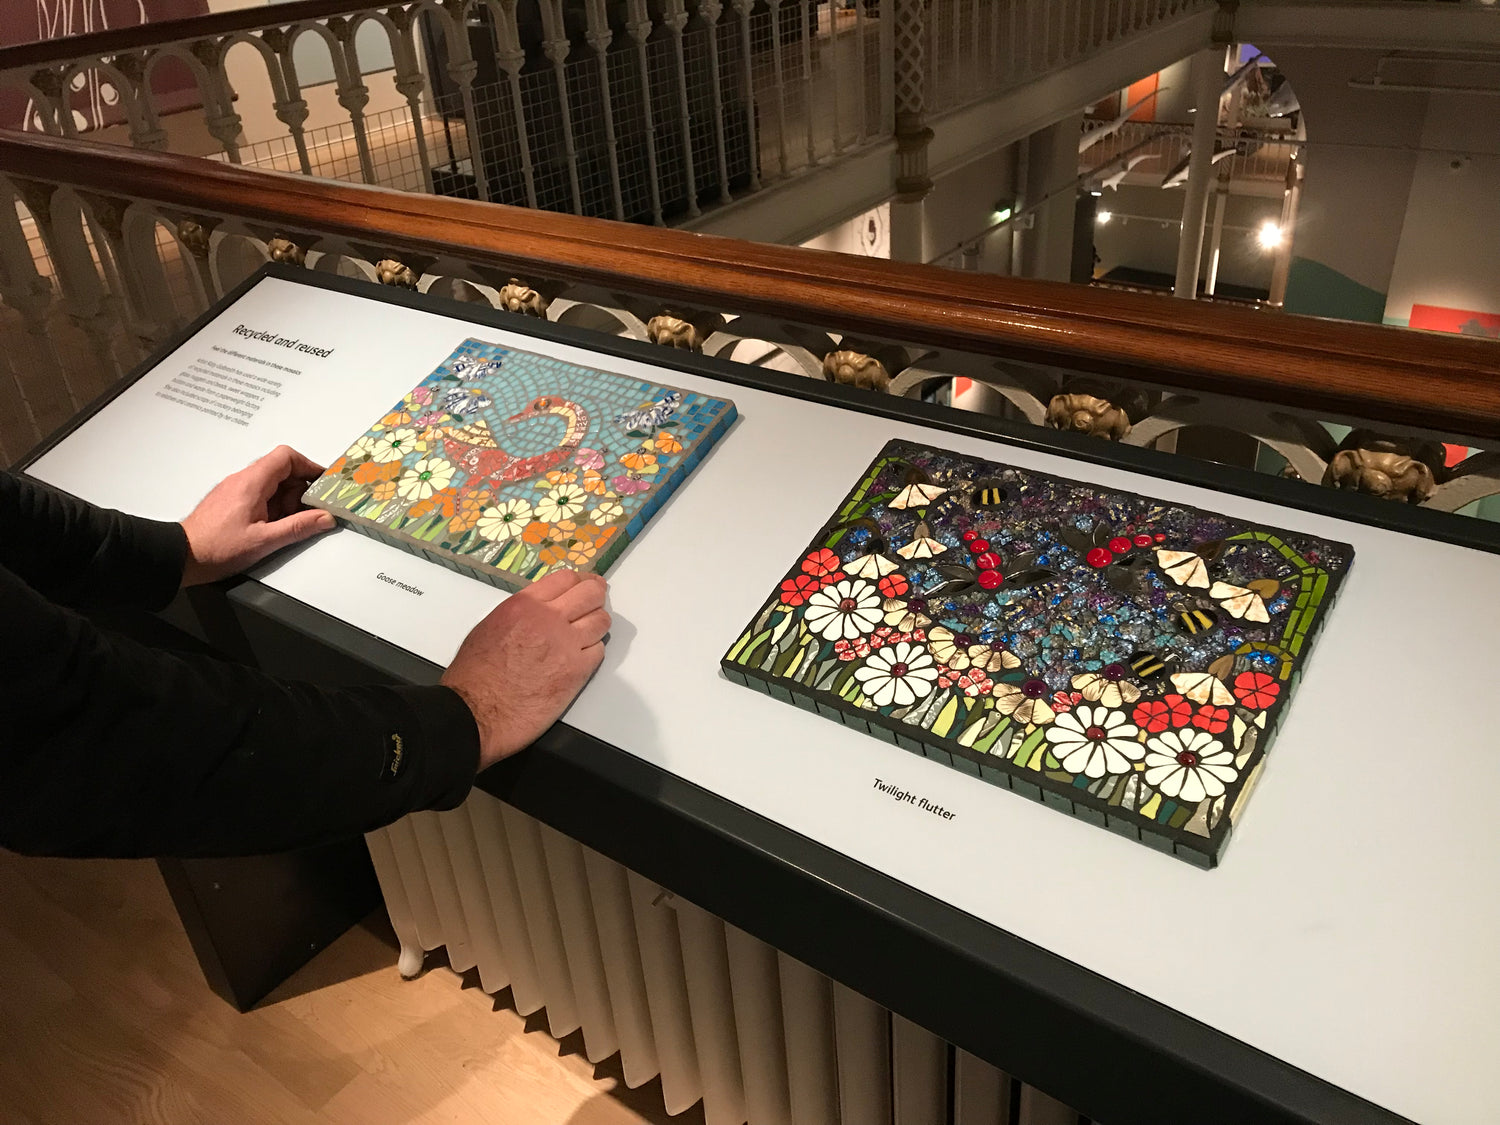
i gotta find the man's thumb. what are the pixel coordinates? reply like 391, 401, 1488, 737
262, 508, 337, 551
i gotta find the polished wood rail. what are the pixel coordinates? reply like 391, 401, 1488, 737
5, 130, 1499, 440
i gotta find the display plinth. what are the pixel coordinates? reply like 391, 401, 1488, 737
24, 264, 1498, 1125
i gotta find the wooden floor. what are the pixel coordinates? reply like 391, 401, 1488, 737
0, 849, 699, 1125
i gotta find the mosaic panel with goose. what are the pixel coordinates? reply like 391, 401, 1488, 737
723, 439, 1354, 867
306, 338, 736, 589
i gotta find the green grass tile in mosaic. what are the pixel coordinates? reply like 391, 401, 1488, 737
720, 437, 1353, 868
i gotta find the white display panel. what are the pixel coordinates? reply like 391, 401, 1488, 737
28, 277, 1499, 1124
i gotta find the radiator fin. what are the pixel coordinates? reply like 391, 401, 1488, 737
367, 791, 1085, 1125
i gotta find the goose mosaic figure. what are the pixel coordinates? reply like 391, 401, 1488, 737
442, 395, 592, 486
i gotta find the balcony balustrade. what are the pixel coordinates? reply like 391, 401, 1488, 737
2, 130, 1496, 522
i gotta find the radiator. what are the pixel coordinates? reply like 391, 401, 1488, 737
366, 792, 1084, 1125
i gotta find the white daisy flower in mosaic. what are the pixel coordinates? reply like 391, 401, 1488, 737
371, 428, 419, 463
396, 457, 455, 502
804, 578, 883, 642
476, 498, 533, 542
535, 484, 588, 523
1143, 728, 1238, 802
845, 552, 901, 580
590, 496, 625, 525
346, 434, 382, 462
1168, 671, 1234, 706
1071, 666, 1142, 707
1045, 704, 1143, 779
853, 641, 939, 707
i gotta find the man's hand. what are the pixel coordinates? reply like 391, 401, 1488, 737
181, 445, 336, 586
442, 570, 610, 770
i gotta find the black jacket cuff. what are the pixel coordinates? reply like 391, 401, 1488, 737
389, 684, 482, 810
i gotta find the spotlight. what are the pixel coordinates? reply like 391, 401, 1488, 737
1096, 210, 1113, 224
992, 206, 1013, 223
1089, 189, 1102, 197
1257, 221, 1283, 250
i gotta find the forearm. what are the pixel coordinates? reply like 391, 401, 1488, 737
0, 471, 186, 612
0, 568, 480, 858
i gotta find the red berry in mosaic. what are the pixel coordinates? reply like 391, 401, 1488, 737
974, 552, 1001, 571
976, 570, 1003, 590
1086, 547, 1112, 568
1108, 536, 1132, 554
967, 539, 990, 555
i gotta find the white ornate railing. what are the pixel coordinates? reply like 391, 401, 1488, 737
0, 0, 1215, 221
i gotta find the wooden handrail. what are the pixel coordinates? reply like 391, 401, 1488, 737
0, 0, 391, 72
5, 130, 1498, 440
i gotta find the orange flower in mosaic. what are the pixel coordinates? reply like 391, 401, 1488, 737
580, 469, 609, 494
653, 431, 683, 455
449, 488, 493, 534
370, 475, 400, 502
539, 536, 572, 566
377, 406, 413, 430
522, 520, 553, 547
408, 487, 458, 522
354, 459, 403, 486
326, 455, 349, 477
544, 468, 579, 487
619, 449, 659, 474
565, 523, 618, 566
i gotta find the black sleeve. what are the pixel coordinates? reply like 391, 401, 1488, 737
0, 560, 482, 859
0, 470, 188, 612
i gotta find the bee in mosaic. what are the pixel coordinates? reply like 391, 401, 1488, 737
1128, 650, 1176, 681
1173, 605, 1219, 635
616, 391, 682, 432
970, 478, 1010, 509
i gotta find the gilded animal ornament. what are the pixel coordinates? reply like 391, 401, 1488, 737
1046, 393, 1131, 440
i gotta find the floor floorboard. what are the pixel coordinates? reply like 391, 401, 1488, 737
0, 850, 698, 1125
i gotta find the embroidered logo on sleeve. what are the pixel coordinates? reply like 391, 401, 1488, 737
382, 733, 407, 782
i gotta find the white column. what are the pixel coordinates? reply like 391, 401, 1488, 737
1203, 181, 1228, 296
539, 0, 585, 214
626, 0, 665, 224
583, 0, 626, 219
1173, 46, 1223, 299
662, 0, 701, 217
698, 1, 734, 205
731, 0, 761, 191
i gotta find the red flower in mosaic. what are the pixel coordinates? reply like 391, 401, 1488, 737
1051, 690, 1083, 713
1233, 671, 1280, 710
1132, 693, 1194, 733
801, 548, 843, 580
878, 573, 909, 598
780, 574, 820, 605
1192, 703, 1232, 734
957, 669, 994, 697
834, 637, 872, 661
